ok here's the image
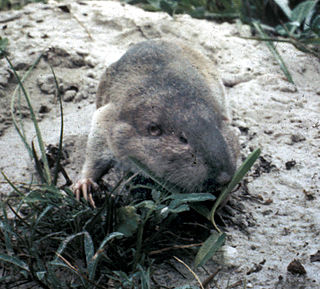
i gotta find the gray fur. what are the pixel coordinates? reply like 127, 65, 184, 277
76, 40, 239, 195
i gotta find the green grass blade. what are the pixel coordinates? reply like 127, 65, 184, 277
137, 264, 151, 289
33, 205, 53, 229
88, 232, 124, 280
84, 232, 94, 272
189, 204, 210, 220
1, 171, 24, 196
210, 148, 261, 232
9, 52, 43, 159
5, 54, 52, 185
0, 204, 15, 254
54, 232, 87, 260
253, 22, 295, 84
0, 253, 30, 272
194, 231, 225, 267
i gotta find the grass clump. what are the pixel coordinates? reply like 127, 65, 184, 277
0, 43, 260, 288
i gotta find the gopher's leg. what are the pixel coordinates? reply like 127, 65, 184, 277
73, 106, 116, 207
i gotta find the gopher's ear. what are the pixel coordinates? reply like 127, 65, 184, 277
96, 64, 118, 109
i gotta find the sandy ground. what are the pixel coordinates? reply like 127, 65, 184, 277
0, 1, 319, 288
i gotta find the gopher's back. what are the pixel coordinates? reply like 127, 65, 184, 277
96, 41, 227, 120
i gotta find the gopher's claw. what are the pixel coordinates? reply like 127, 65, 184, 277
73, 178, 98, 208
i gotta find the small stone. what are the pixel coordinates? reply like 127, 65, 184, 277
39, 105, 50, 113
12, 57, 30, 70
63, 90, 77, 102
303, 190, 315, 201
37, 74, 61, 94
76, 49, 89, 57
279, 83, 297, 93
285, 160, 296, 170
0, 70, 10, 86
291, 133, 306, 143
287, 259, 306, 275
87, 71, 96, 79
264, 130, 273, 135
85, 56, 98, 68
247, 263, 263, 275
310, 250, 320, 262
70, 53, 85, 67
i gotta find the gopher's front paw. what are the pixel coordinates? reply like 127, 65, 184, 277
73, 178, 99, 208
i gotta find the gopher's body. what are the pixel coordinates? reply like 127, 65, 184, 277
74, 41, 239, 205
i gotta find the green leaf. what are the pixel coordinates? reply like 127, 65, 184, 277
194, 231, 225, 267
88, 232, 124, 280
292, 0, 316, 24
34, 205, 53, 228
36, 271, 46, 280
135, 200, 155, 209
310, 15, 320, 33
116, 206, 140, 237
210, 148, 261, 232
190, 204, 210, 220
0, 253, 30, 272
169, 193, 216, 211
167, 204, 190, 214
169, 193, 216, 203
53, 232, 86, 260
84, 232, 94, 269
0, 37, 8, 57
136, 264, 151, 289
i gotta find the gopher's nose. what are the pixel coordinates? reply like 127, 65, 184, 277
216, 171, 232, 186
202, 170, 233, 192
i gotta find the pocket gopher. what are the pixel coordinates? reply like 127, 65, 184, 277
73, 40, 239, 207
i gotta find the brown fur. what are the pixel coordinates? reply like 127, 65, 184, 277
75, 40, 239, 199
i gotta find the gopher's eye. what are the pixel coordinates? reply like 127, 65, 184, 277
179, 133, 188, 144
148, 123, 162, 136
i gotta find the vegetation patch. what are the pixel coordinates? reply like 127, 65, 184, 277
0, 43, 260, 288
